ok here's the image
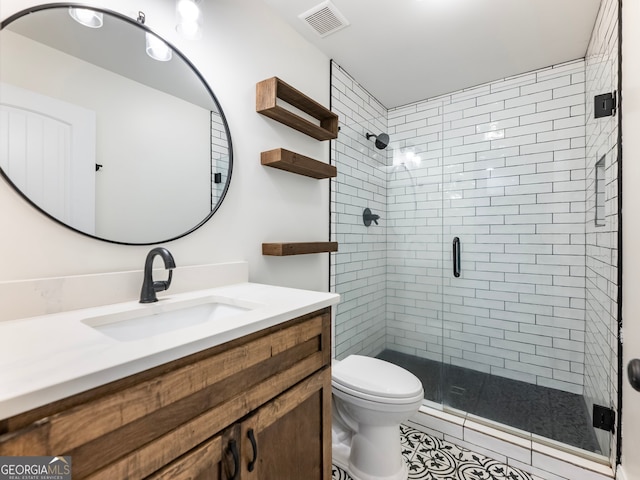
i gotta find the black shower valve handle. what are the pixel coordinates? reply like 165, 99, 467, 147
363, 208, 380, 227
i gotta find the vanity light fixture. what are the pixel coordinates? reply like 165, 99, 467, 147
137, 11, 173, 62
176, 0, 202, 39
68, 7, 103, 28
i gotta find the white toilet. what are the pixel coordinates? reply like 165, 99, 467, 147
331, 355, 424, 480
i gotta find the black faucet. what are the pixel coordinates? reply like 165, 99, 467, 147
140, 247, 176, 303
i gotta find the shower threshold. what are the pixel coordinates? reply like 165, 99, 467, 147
376, 349, 601, 454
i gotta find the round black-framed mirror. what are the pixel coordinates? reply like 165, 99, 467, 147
0, 3, 233, 245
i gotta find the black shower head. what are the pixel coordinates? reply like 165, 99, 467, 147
366, 132, 390, 150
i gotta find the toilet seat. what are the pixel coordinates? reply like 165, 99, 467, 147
332, 355, 423, 404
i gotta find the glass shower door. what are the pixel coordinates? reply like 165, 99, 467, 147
439, 100, 613, 457
440, 145, 547, 429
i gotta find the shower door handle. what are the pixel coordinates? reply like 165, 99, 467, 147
453, 237, 461, 278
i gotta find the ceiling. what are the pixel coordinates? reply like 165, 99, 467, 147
263, 0, 602, 108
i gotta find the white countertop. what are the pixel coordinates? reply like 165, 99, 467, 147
0, 282, 339, 420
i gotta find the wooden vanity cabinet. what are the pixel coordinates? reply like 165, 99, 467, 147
0, 308, 332, 480
149, 367, 329, 480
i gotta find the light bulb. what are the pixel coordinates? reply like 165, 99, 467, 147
69, 7, 103, 28
176, 0, 202, 39
145, 33, 172, 62
177, 0, 200, 21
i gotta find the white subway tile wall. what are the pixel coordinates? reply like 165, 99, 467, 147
331, 65, 388, 358
211, 111, 229, 208
584, 0, 619, 462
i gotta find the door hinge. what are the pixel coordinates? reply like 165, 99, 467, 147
594, 91, 617, 118
593, 404, 615, 432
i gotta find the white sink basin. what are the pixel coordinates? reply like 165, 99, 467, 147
82, 296, 258, 342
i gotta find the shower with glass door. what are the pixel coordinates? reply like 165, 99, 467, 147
330, 8, 620, 461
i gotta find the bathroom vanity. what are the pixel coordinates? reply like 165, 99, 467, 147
0, 282, 338, 479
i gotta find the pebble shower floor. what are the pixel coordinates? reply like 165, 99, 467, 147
332, 424, 533, 480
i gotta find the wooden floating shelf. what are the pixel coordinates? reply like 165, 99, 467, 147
261, 148, 337, 179
262, 242, 339, 256
256, 77, 339, 141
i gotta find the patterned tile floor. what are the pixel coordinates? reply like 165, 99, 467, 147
332, 424, 533, 480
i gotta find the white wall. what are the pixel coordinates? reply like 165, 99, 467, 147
0, 0, 331, 291
621, 0, 640, 477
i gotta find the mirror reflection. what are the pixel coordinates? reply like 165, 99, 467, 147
0, 5, 232, 244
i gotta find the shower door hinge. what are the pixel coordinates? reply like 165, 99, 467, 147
594, 91, 617, 118
593, 404, 616, 432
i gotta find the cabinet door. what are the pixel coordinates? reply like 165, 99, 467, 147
239, 368, 332, 480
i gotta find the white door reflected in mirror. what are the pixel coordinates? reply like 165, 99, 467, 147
0, 83, 96, 233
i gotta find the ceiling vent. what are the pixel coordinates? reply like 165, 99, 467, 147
299, 1, 350, 38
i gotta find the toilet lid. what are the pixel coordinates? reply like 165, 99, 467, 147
332, 355, 423, 400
